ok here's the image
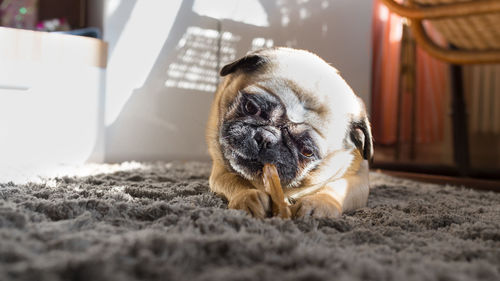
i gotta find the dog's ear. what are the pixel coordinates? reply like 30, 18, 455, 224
220, 54, 268, 76
349, 117, 373, 161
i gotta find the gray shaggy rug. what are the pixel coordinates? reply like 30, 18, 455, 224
1, 162, 499, 281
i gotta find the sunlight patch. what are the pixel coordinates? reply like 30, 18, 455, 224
192, 0, 269, 27
165, 27, 240, 92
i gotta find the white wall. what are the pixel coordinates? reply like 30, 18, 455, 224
103, 0, 373, 162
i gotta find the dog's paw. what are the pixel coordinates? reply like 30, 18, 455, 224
292, 193, 341, 219
228, 189, 272, 218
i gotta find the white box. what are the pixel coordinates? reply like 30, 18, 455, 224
0, 27, 107, 174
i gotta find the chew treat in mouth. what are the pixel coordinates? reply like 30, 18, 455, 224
262, 164, 291, 219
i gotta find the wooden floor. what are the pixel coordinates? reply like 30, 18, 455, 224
373, 141, 500, 192
376, 169, 500, 192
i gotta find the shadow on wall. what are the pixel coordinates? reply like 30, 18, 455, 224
104, 0, 373, 163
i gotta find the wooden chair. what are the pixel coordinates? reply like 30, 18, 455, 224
377, 0, 500, 178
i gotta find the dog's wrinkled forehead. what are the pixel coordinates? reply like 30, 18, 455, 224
245, 81, 306, 123
280, 90, 306, 123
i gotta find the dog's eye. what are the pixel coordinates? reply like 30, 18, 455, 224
300, 145, 314, 157
244, 100, 259, 115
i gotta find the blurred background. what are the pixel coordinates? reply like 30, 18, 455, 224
0, 0, 499, 184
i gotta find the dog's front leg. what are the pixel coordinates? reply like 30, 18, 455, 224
292, 170, 370, 219
209, 163, 272, 218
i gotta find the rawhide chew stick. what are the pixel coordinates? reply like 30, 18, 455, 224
262, 164, 291, 219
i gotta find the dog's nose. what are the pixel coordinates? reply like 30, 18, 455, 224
254, 127, 280, 150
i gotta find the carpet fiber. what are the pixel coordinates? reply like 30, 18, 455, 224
1, 162, 499, 281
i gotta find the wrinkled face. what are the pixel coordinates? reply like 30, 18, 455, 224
214, 48, 373, 189
219, 85, 322, 187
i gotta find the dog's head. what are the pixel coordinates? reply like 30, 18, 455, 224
214, 48, 372, 187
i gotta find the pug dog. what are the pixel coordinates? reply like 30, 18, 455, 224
206, 47, 373, 219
